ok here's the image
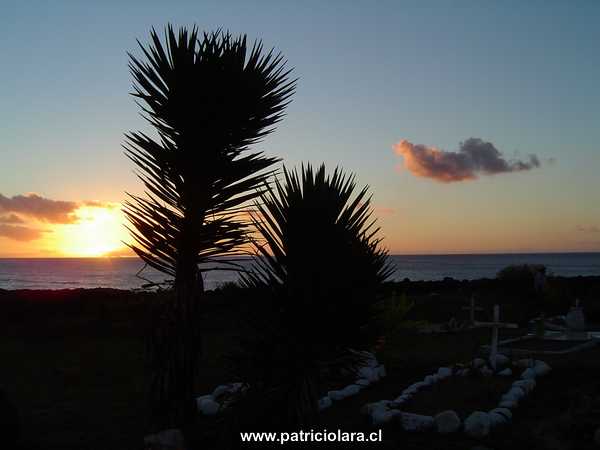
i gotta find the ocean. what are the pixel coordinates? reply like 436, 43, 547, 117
0, 253, 599, 291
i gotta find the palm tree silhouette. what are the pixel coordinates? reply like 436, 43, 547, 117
235, 164, 392, 428
123, 25, 295, 427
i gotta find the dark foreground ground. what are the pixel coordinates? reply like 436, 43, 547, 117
1, 276, 600, 449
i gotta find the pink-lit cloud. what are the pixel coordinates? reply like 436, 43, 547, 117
0, 214, 24, 224
0, 193, 79, 223
393, 138, 542, 183
0, 224, 45, 242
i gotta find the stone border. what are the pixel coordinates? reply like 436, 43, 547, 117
360, 355, 552, 438
196, 351, 385, 415
320, 351, 386, 410
196, 382, 247, 415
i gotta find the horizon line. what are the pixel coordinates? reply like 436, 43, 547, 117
1, 250, 600, 260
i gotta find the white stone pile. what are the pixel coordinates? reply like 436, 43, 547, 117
360, 355, 552, 438
320, 351, 386, 411
195, 351, 386, 416
196, 382, 247, 416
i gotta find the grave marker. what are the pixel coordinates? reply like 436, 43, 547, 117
462, 296, 484, 324
474, 305, 518, 370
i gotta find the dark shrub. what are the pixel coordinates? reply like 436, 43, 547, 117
233, 164, 393, 429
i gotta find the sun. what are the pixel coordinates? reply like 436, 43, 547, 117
52, 204, 131, 257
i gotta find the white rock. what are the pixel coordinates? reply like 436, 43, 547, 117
212, 385, 230, 398
434, 410, 461, 434
372, 409, 400, 425
355, 378, 370, 387
410, 381, 427, 391
358, 366, 372, 379
437, 367, 453, 379
377, 365, 387, 378
499, 399, 518, 409
432, 373, 442, 382
489, 411, 512, 427
399, 412, 435, 432
423, 375, 435, 386
490, 407, 512, 422
318, 397, 332, 411
403, 382, 426, 395
513, 379, 536, 394
327, 390, 347, 401
394, 394, 411, 404
488, 412, 504, 427
492, 353, 510, 367
229, 382, 244, 392
464, 411, 491, 438
497, 368, 512, 376
358, 366, 380, 383
514, 358, 535, 368
198, 398, 220, 415
472, 358, 486, 369
360, 400, 392, 415
480, 367, 494, 377
521, 368, 537, 380
533, 360, 551, 377
341, 384, 361, 397
195, 394, 213, 411
506, 386, 526, 400
500, 393, 514, 402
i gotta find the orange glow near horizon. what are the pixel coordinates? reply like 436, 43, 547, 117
49, 205, 131, 257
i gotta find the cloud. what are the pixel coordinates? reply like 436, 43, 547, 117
0, 224, 45, 242
0, 193, 79, 223
576, 225, 600, 233
0, 214, 24, 224
393, 138, 542, 183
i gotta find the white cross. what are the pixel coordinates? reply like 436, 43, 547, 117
461, 296, 484, 324
474, 304, 518, 370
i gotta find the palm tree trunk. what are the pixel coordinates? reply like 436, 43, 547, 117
172, 256, 203, 426
148, 256, 203, 429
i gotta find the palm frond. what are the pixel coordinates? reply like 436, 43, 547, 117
234, 163, 393, 428
125, 24, 296, 282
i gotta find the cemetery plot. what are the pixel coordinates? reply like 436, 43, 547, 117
491, 302, 600, 355
396, 373, 517, 419
361, 357, 551, 438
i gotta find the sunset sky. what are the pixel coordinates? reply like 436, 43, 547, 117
1, 0, 599, 257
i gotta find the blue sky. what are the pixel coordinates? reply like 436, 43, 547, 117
1, 0, 599, 255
